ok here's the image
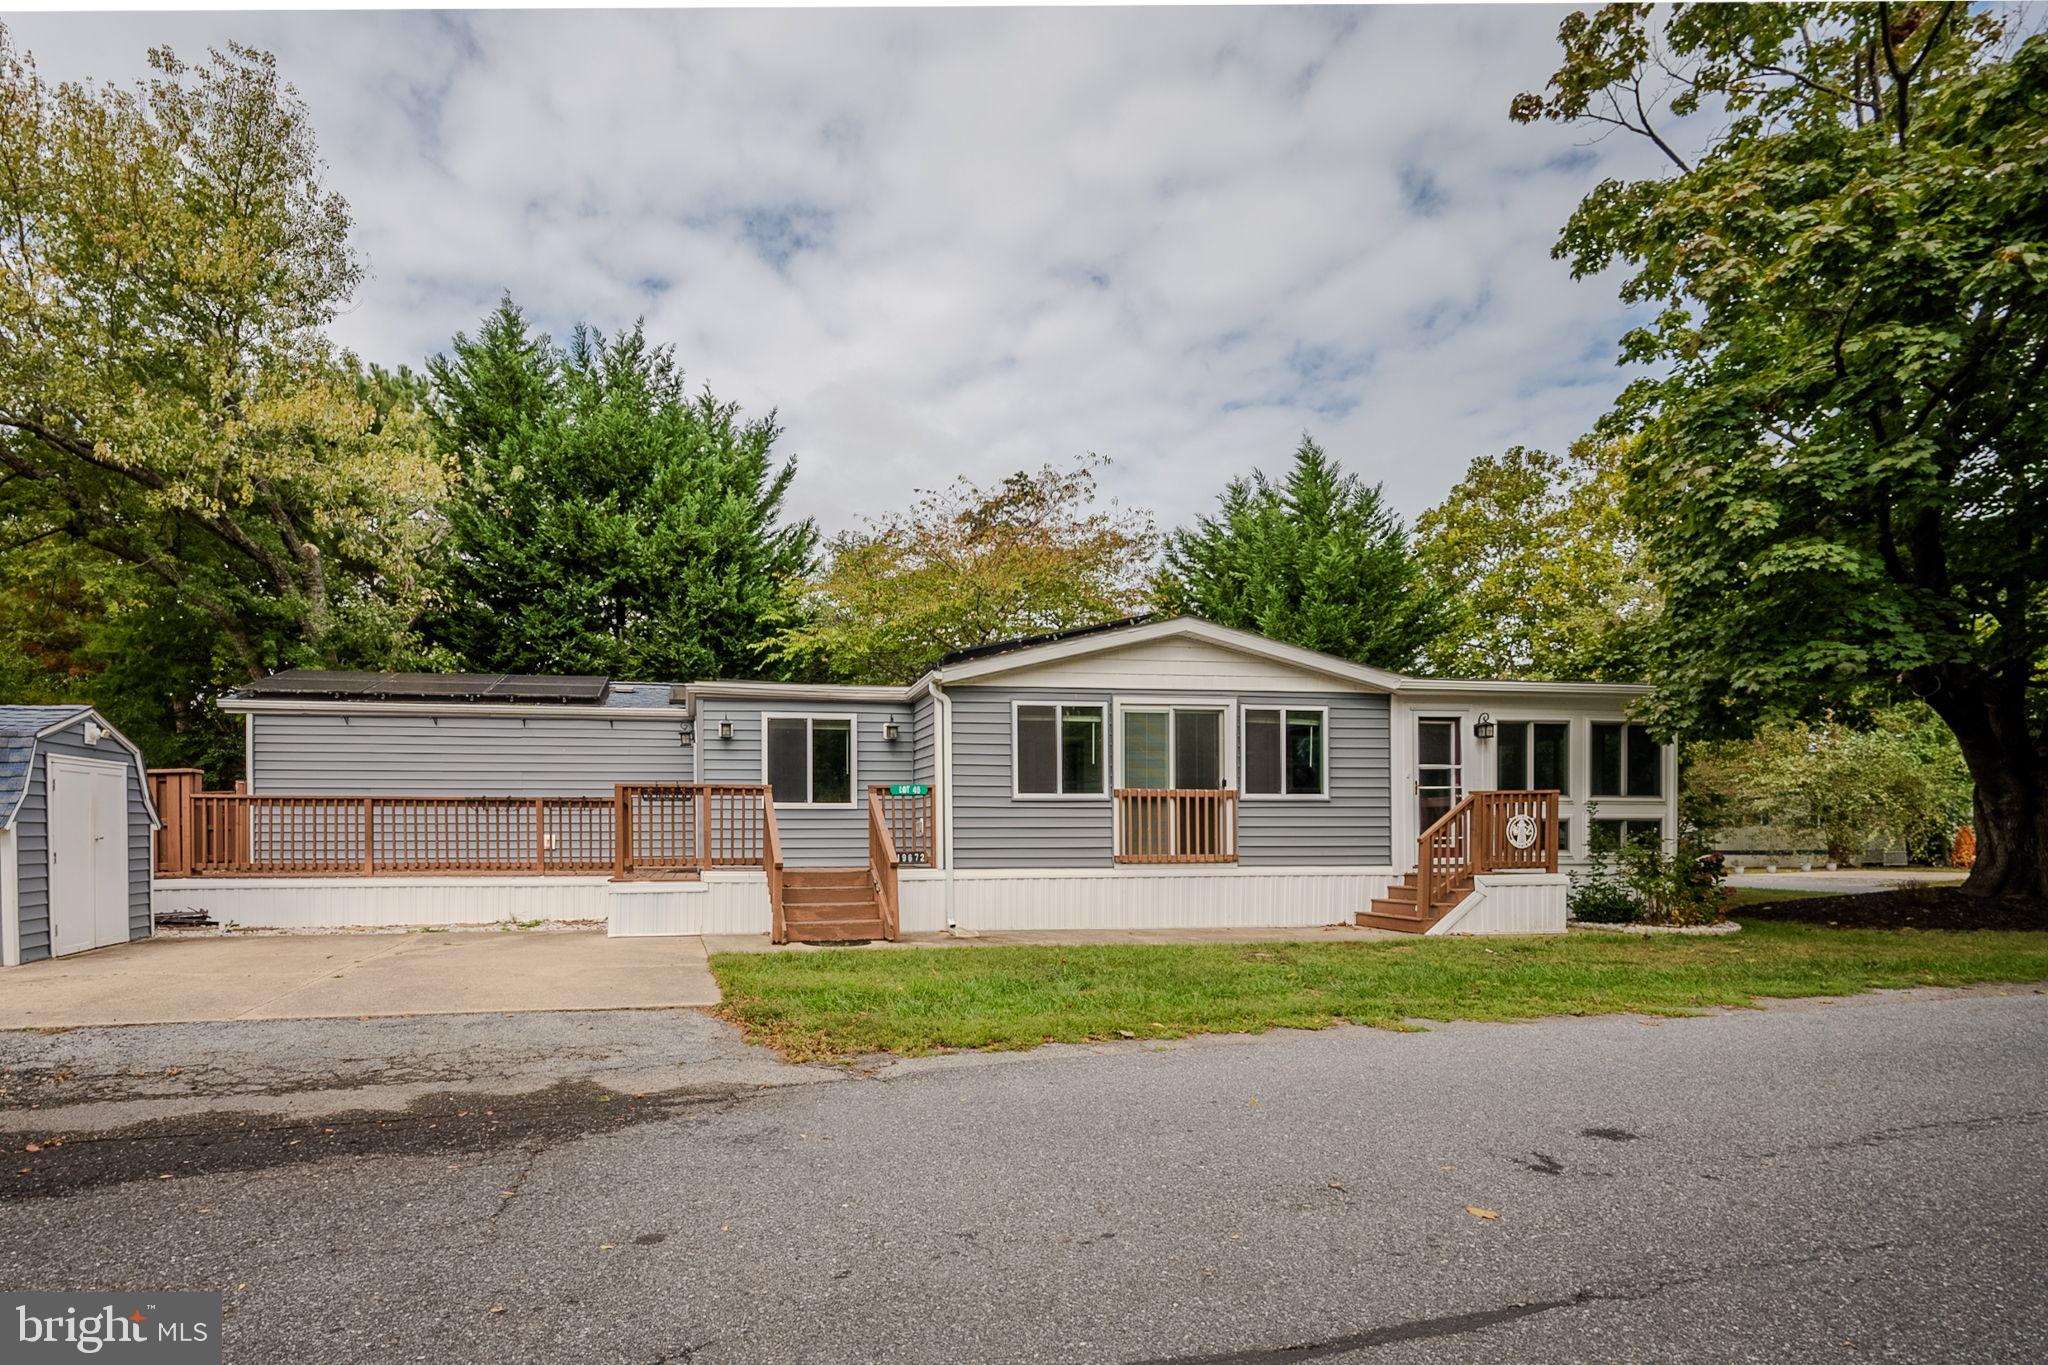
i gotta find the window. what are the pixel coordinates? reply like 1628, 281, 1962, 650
1244, 707, 1327, 797
1592, 817, 1664, 849
1558, 818, 1571, 853
1591, 722, 1662, 798
1496, 721, 1570, 793
764, 716, 854, 805
1015, 704, 1105, 796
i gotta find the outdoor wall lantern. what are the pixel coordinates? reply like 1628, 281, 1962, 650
882, 719, 901, 741
678, 718, 696, 744
717, 719, 735, 741
1472, 713, 1496, 740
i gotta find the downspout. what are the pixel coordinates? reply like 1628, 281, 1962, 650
932, 680, 957, 930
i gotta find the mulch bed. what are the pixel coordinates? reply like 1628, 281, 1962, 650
1734, 885, 2048, 932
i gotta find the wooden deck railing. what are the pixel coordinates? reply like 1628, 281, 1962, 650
1114, 788, 1239, 863
1416, 789, 1560, 911
613, 783, 772, 878
182, 792, 616, 876
765, 793, 788, 944
869, 785, 936, 868
867, 789, 902, 943
155, 775, 789, 882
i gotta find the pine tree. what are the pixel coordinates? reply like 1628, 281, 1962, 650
424, 300, 817, 680
1157, 436, 1447, 672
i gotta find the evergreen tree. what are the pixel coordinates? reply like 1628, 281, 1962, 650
425, 300, 817, 680
1156, 437, 1447, 672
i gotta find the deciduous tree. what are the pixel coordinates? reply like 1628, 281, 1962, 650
1415, 440, 1654, 680
1516, 4, 2048, 902
771, 456, 1154, 684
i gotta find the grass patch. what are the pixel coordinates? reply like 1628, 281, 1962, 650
708, 921, 2048, 1062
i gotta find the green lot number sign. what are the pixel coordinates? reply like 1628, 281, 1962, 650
888, 784, 930, 796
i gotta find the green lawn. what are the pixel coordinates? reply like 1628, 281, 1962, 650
708, 920, 2048, 1062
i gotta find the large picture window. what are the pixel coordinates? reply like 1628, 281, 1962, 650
1243, 707, 1327, 797
1591, 722, 1662, 798
1015, 703, 1106, 797
764, 716, 855, 806
1496, 721, 1570, 793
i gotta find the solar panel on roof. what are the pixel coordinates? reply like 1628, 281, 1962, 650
241, 670, 612, 705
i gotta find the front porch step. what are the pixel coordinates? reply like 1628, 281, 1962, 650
780, 866, 886, 943
1357, 872, 1471, 934
789, 917, 887, 943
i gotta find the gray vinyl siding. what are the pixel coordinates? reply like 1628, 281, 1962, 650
696, 699, 919, 866
946, 686, 1392, 871
248, 712, 692, 796
1235, 692, 1391, 866
13, 722, 152, 964
949, 687, 1117, 869
911, 694, 938, 784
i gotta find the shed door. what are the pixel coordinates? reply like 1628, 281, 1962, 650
47, 756, 132, 956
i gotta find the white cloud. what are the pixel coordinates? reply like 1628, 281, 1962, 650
6, 5, 1680, 536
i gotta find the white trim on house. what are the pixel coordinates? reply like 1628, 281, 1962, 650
1008, 699, 1111, 800
682, 680, 923, 705
1, 824, 19, 968
935, 617, 1411, 692
758, 712, 860, 808
1238, 703, 1332, 801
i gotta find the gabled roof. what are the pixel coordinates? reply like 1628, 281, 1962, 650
0, 705, 160, 831
929, 616, 1414, 692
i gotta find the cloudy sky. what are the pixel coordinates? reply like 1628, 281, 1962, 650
8, 5, 1681, 537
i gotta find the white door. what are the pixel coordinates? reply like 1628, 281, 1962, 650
1415, 717, 1464, 832
47, 757, 132, 956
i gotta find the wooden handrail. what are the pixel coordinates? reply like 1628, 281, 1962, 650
1114, 788, 1238, 863
764, 791, 787, 945
1416, 789, 1561, 910
867, 788, 901, 942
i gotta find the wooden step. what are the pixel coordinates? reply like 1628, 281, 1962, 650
787, 917, 887, 943
1382, 883, 1419, 904
1358, 900, 1443, 934
783, 898, 880, 924
783, 868, 872, 890
784, 881, 878, 908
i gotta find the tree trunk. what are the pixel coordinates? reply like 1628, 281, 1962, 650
1925, 672, 2048, 903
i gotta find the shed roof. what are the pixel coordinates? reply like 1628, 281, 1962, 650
0, 705, 93, 830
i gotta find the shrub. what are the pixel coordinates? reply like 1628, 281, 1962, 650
1569, 818, 1727, 926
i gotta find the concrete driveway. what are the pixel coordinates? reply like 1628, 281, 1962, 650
0, 931, 719, 1028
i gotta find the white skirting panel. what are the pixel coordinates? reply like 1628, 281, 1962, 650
606, 873, 773, 937
896, 866, 1397, 934
150, 876, 612, 929
1427, 873, 1569, 936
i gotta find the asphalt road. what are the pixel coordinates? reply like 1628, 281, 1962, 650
3, 988, 2044, 1364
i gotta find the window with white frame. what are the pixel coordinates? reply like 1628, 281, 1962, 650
764, 716, 855, 806
1243, 707, 1327, 797
1014, 703, 1105, 796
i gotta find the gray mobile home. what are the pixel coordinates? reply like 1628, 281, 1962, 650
162, 617, 1676, 940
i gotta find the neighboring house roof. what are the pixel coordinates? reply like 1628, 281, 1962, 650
0, 705, 161, 831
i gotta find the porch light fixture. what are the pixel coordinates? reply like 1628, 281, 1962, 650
882, 719, 901, 741
717, 719, 734, 741
1472, 713, 1496, 740
679, 718, 696, 744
